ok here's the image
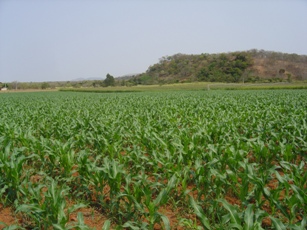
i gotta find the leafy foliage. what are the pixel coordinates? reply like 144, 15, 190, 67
129, 50, 307, 84
0, 90, 306, 229
103, 73, 115, 87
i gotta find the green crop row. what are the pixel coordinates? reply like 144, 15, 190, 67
0, 90, 306, 229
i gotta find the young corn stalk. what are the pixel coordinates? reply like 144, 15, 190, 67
0, 144, 35, 206
17, 179, 87, 229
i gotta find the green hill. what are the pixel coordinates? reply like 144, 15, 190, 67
127, 49, 307, 85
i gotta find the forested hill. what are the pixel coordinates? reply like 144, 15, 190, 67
128, 50, 307, 85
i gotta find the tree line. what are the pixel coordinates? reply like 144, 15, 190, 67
0, 74, 116, 90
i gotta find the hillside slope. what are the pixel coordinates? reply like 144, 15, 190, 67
127, 50, 307, 85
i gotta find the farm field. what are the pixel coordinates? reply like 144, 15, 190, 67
59, 81, 307, 93
0, 90, 307, 229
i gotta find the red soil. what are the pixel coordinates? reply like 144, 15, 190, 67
0, 205, 18, 229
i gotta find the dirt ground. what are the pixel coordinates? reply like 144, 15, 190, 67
0, 205, 18, 229
0, 204, 108, 229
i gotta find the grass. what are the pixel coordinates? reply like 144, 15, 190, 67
59, 81, 307, 93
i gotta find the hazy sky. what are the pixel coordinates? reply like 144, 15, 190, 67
0, 0, 306, 83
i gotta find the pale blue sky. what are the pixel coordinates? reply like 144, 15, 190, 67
0, 0, 306, 83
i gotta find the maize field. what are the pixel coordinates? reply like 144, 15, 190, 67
0, 90, 306, 229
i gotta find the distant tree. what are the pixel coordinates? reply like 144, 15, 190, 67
92, 80, 101, 87
279, 68, 285, 79
103, 73, 115, 86
41, 82, 50, 89
287, 73, 292, 82
13, 81, 18, 90
197, 67, 210, 81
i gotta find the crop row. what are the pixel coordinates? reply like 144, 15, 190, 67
0, 90, 306, 229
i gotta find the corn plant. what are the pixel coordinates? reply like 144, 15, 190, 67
16, 179, 86, 229
1, 90, 307, 228
0, 144, 35, 206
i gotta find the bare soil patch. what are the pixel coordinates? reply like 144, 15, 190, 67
0, 205, 18, 229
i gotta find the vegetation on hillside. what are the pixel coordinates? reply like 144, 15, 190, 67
127, 49, 307, 85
